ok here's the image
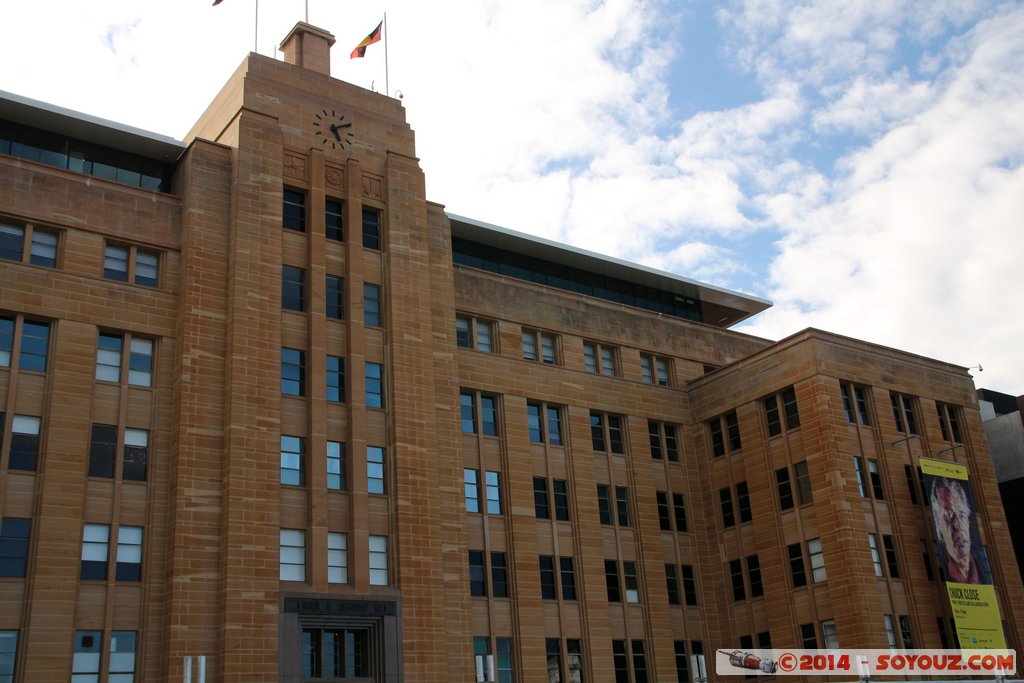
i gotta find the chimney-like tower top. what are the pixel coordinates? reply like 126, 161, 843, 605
280, 22, 336, 76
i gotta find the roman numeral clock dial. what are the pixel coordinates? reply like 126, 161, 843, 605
313, 109, 354, 150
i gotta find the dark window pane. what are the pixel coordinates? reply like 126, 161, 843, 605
283, 188, 306, 232
534, 477, 550, 519
325, 198, 343, 240
362, 208, 380, 249
88, 424, 118, 478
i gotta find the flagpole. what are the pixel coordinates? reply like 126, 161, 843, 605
384, 12, 390, 97
305, 0, 308, 23
254, 0, 259, 53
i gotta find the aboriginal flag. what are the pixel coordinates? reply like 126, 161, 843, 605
350, 21, 383, 58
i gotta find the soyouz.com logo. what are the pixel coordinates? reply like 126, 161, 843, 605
716, 649, 1017, 676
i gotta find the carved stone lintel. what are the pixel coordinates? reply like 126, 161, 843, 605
362, 174, 383, 200
283, 153, 306, 180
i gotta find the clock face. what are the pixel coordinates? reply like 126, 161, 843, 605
313, 109, 354, 150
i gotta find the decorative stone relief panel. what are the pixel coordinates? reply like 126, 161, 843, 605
325, 165, 345, 190
283, 153, 307, 181
362, 174, 383, 200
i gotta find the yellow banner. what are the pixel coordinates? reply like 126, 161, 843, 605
920, 457, 968, 480
946, 583, 1007, 648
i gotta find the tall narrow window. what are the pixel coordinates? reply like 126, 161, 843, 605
128, 338, 153, 387
821, 620, 839, 649
0, 518, 31, 578
280, 529, 306, 581
631, 640, 649, 683
547, 405, 563, 445
719, 488, 735, 528
649, 421, 679, 461
326, 355, 345, 402
469, 550, 487, 596
362, 208, 381, 250
883, 535, 900, 578
666, 564, 680, 604
736, 481, 752, 523
937, 403, 964, 443
280, 435, 305, 486
81, 524, 110, 580
368, 535, 388, 585
545, 639, 563, 682
96, 334, 122, 382
18, 321, 49, 373
282, 265, 306, 312
367, 446, 385, 494
624, 561, 639, 603
776, 467, 794, 510
325, 198, 343, 241
281, 348, 305, 396
539, 556, 557, 600
869, 533, 884, 577
891, 392, 918, 435
869, 459, 885, 499
559, 557, 577, 600
283, 188, 306, 232
0, 224, 24, 262
788, 543, 807, 587
808, 538, 826, 583
596, 484, 612, 525
104, 244, 129, 281
365, 362, 383, 408
135, 249, 159, 287
747, 555, 763, 598
841, 382, 871, 425
491, 552, 509, 598
454, 316, 494, 352
326, 274, 344, 319
327, 532, 348, 583
8, 416, 41, 472
327, 441, 346, 491
583, 341, 618, 376
109, 631, 137, 682
363, 283, 382, 327
673, 493, 688, 532
29, 228, 58, 268
613, 641, 629, 683
553, 479, 570, 521
72, 631, 102, 682
496, 638, 513, 683
640, 353, 670, 386
730, 559, 746, 601
523, 329, 558, 365
115, 526, 143, 581
656, 491, 671, 531
122, 425, 149, 479
605, 560, 621, 602
765, 387, 799, 435
794, 460, 813, 504
480, 395, 498, 437
682, 565, 698, 605
88, 424, 118, 478
615, 486, 631, 527
485, 471, 502, 514
534, 477, 550, 519
588, 412, 625, 454
0, 317, 14, 367
464, 469, 480, 513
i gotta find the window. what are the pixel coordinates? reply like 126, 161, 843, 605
840, 382, 871, 425
648, 420, 679, 461
0, 631, 16, 683
485, 471, 501, 514
794, 460, 812, 505
666, 564, 680, 604
281, 348, 306, 396
788, 543, 807, 587
326, 441, 346, 491
747, 555, 763, 598
280, 528, 306, 581
367, 446, 385, 494
283, 188, 306, 232
736, 481, 752, 523
674, 641, 690, 683
325, 274, 344, 319
883, 535, 900, 578
455, 315, 494, 352
81, 524, 109, 580
905, 465, 921, 504
461, 391, 498, 436
0, 518, 31, 577
327, 532, 347, 583
869, 460, 885, 499
302, 628, 370, 679
764, 387, 799, 435
615, 486, 631, 527
0, 224, 24, 262
821, 620, 839, 649
719, 488, 735, 528
368, 535, 388, 585
553, 480, 570, 521
127, 338, 153, 387
282, 265, 306, 312
465, 469, 480, 513
708, 411, 741, 457
921, 539, 935, 581
640, 353, 670, 386
534, 477, 550, 519
522, 329, 557, 365
567, 640, 583, 683
605, 560, 621, 602
590, 411, 624, 453
362, 207, 381, 249
30, 228, 58, 268
624, 562, 638, 602
937, 402, 964, 443
365, 362, 383, 408
776, 467, 794, 510
325, 198, 343, 241
854, 457, 885, 500
0, 317, 12, 367
539, 556, 557, 599
280, 435, 305, 486
808, 538, 826, 582
545, 639, 562, 682
560, 557, 577, 600
730, 559, 745, 601
656, 492, 671, 531
800, 624, 818, 649
869, 534, 884, 576
469, 550, 487, 596
583, 341, 618, 376
363, 283, 381, 326
115, 526, 143, 581
320, 355, 343, 402
491, 552, 509, 598
890, 392, 918, 435
682, 565, 697, 605
17, 321, 49, 373
631, 640, 648, 683
496, 638, 513, 683
527, 401, 563, 445
613, 641, 629, 683
474, 637, 493, 682
8, 415, 40, 472
673, 493, 689, 532
72, 631, 102, 682
596, 484, 612, 525
109, 631, 137, 682
884, 615, 898, 649
104, 243, 159, 287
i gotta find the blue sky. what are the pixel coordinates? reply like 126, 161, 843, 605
2, 0, 1023, 393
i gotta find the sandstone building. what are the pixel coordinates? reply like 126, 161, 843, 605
1, 22, 1022, 683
